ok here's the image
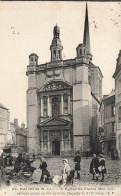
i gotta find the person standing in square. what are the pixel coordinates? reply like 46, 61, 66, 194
74, 151, 81, 179
90, 153, 99, 181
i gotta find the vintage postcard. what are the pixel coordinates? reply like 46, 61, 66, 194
0, 1, 121, 196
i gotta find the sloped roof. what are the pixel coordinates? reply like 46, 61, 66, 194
103, 89, 115, 101
29, 53, 38, 57
51, 38, 62, 47
89, 61, 96, 68
0, 103, 8, 110
89, 61, 103, 78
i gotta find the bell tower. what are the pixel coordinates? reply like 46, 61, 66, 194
29, 53, 38, 66
76, 43, 86, 58
50, 24, 63, 62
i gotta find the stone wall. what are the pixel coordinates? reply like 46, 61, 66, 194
115, 70, 121, 157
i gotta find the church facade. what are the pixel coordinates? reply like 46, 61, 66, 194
26, 5, 103, 156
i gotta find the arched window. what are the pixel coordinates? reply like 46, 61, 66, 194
112, 106, 115, 117
43, 131, 48, 142
63, 94, 68, 114
58, 50, 60, 58
80, 49, 82, 55
43, 130, 48, 149
54, 50, 56, 58
57, 32, 59, 38
52, 97, 60, 117
43, 96, 47, 116
63, 130, 69, 141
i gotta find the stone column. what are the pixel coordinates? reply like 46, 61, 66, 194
56, 49, 58, 60
61, 129, 64, 152
60, 50, 62, 60
47, 96, 51, 116
68, 94, 70, 114
47, 131, 50, 152
41, 96, 43, 116
51, 50, 53, 61
68, 130, 71, 149
61, 94, 63, 115
41, 131, 44, 152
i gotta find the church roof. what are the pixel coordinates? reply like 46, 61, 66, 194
29, 53, 38, 57
89, 61, 96, 67
54, 24, 60, 33
0, 103, 8, 110
78, 43, 85, 48
51, 38, 62, 47
89, 61, 103, 78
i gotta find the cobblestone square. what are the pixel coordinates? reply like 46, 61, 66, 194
1, 157, 120, 187
42, 157, 121, 186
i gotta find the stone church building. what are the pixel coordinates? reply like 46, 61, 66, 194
26, 5, 103, 156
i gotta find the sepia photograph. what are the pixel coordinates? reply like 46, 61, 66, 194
0, 1, 121, 196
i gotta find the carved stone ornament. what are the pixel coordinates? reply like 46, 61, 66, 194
54, 70, 61, 76
46, 70, 61, 78
46, 71, 53, 78
43, 81, 71, 91
38, 117, 70, 127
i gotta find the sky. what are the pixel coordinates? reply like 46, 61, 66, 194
0, 1, 121, 126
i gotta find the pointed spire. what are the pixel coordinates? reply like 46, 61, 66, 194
83, 3, 92, 58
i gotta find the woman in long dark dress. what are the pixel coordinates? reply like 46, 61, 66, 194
90, 154, 99, 181
39, 157, 50, 182
14, 153, 23, 173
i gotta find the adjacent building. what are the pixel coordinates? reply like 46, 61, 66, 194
0, 103, 10, 154
113, 50, 121, 158
7, 122, 16, 147
7, 119, 27, 154
16, 125, 27, 154
26, 4, 103, 156
99, 90, 116, 155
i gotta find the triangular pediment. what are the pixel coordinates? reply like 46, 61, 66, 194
38, 117, 71, 127
38, 80, 72, 92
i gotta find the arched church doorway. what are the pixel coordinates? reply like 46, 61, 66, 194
52, 139, 60, 156
52, 97, 60, 117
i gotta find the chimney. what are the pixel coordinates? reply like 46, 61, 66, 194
21, 122, 25, 129
14, 118, 18, 127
